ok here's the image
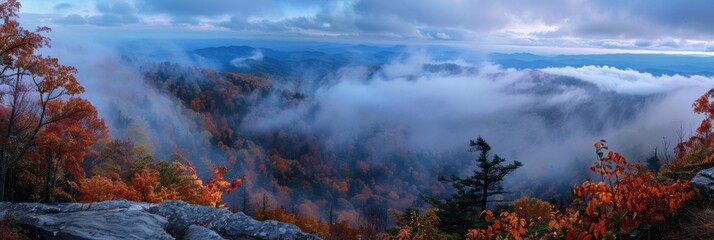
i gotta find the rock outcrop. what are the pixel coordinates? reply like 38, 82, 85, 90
184, 225, 226, 240
0, 199, 321, 240
151, 200, 319, 240
692, 167, 714, 198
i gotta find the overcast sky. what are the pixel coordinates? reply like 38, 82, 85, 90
17, 0, 714, 53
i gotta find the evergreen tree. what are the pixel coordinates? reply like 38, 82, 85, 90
421, 137, 522, 234
646, 147, 661, 172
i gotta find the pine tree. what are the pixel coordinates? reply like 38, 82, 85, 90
421, 137, 522, 234
646, 147, 661, 172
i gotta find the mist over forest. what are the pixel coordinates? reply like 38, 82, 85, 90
39, 38, 711, 223
8, 0, 714, 238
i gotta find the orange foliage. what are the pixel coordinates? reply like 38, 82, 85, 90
74, 176, 138, 202
131, 170, 162, 203
17, 97, 107, 202
573, 141, 696, 237
467, 141, 697, 239
254, 207, 330, 237
467, 210, 536, 240
664, 88, 714, 178
390, 208, 445, 240
0, 0, 104, 201
512, 197, 553, 225
75, 160, 242, 207
194, 166, 243, 207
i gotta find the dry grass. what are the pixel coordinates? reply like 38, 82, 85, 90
659, 199, 714, 240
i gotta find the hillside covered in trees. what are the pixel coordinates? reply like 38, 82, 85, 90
5, 0, 714, 239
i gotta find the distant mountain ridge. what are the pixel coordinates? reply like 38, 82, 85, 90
191, 45, 401, 78
489, 53, 714, 76
189, 43, 714, 78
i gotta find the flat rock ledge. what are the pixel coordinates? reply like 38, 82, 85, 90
693, 167, 714, 199
0, 199, 321, 240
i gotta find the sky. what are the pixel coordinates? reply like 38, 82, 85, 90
16, 0, 714, 54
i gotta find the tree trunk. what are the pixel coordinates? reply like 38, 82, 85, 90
7, 165, 15, 202
481, 163, 490, 213
0, 147, 7, 201
43, 152, 54, 202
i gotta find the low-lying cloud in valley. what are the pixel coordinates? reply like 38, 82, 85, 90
41, 39, 714, 218
243, 52, 712, 183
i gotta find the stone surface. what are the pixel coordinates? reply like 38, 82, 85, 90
184, 225, 226, 240
152, 200, 321, 240
150, 200, 232, 237
24, 210, 173, 240
225, 215, 320, 240
692, 167, 714, 198
0, 200, 321, 240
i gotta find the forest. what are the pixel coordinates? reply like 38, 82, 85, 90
1, 0, 714, 239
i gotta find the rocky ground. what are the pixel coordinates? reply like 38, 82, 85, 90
0, 200, 321, 240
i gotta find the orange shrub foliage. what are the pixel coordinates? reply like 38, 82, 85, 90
74, 176, 138, 202
512, 197, 553, 225
467, 141, 697, 239
254, 207, 330, 237
131, 170, 162, 203
467, 210, 527, 240
390, 208, 446, 240
75, 161, 242, 207
573, 141, 696, 237
195, 166, 243, 207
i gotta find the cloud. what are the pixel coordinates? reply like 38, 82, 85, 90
241, 52, 712, 184
541, 66, 712, 94
40, 37, 222, 176
135, 0, 279, 17
90, 1, 140, 26
52, 0, 141, 26
218, 1, 359, 37
54, 14, 87, 25
229, 50, 264, 68
53, 3, 73, 11
28, 0, 714, 50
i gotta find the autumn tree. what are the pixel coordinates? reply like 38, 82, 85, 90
662, 87, 714, 179
30, 98, 105, 202
0, 0, 93, 201
421, 137, 522, 234
74, 175, 138, 202
83, 138, 135, 180
388, 208, 447, 240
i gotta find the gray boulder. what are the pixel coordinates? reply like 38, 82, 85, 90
184, 225, 226, 240
225, 215, 320, 240
0, 200, 320, 240
692, 167, 714, 198
24, 210, 173, 240
152, 200, 321, 240
149, 200, 233, 237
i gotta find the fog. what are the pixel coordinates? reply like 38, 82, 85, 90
42, 40, 223, 174
38, 37, 714, 217
242, 52, 711, 182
